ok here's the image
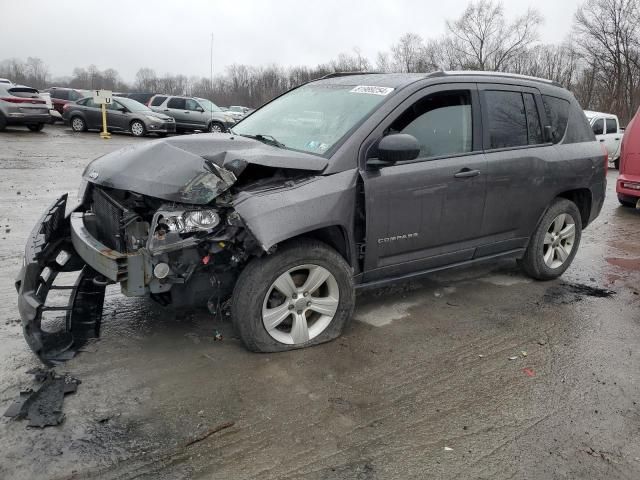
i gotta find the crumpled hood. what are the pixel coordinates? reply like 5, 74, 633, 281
82, 134, 328, 204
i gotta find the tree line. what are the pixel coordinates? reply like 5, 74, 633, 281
2, 0, 639, 123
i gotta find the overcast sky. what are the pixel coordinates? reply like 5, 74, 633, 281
1, 0, 581, 81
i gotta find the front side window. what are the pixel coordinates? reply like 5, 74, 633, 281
150, 95, 167, 106
232, 83, 391, 155
389, 90, 473, 159
592, 118, 604, 135
167, 97, 186, 110
606, 118, 618, 133
485, 90, 528, 149
185, 99, 201, 111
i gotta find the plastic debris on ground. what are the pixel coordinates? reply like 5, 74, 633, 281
522, 368, 536, 377
508, 356, 519, 361
444, 446, 454, 451
3, 368, 80, 428
214, 330, 223, 341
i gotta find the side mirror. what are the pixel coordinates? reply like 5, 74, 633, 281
368, 133, 420, 168
197, 107, 204, 113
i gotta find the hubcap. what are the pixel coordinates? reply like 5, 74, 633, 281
132, 122, 143, 136
210, 123, 222, 132
543, 213, 576, 268
72, 118, 83, 131
262, 264, 339, 345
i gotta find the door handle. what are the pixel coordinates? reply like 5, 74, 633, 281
454, 168, 481, 178
615, 138, 620, 141
163, 109, 169, 111
599, 139, 605, 142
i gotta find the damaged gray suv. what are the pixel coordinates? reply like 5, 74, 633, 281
16, 72, 606, 363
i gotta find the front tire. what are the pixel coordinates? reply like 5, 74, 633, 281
27, 123, 45, 132
130, 120, 146, 137
70, 116, 87, 132
208, 121, 224, 133
519, 198, 582, 280
231, 239, 355, 352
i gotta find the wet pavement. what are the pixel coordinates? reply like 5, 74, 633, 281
1, 124, 639, 479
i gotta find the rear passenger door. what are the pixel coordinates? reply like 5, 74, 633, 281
477, 84, 556, 255
185, 98, 206, 129
82, 98, 102, 128
605, 117, 622, 159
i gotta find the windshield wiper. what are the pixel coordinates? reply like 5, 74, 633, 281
238, 133, 286, 149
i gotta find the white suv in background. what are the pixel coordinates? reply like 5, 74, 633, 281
585, 110, 624, 169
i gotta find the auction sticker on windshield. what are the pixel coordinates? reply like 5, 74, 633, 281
350, 85, 394, 95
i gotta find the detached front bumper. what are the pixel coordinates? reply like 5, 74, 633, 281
15, 195, 106, 363
69, 212, 149, 296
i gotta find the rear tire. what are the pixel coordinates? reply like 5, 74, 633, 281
519, 198, 582, 280
231, 239, 355, 353
618, 195, 636, 207
27, 123, 45, 132
130, 120, 146, 137
70, 116, 87, 132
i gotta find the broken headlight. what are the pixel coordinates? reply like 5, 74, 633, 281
162, 210, 220, 233
148, 208, 221, 254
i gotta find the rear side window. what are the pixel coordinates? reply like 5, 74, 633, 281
69, 90, 83, 101
485, 90, 528, 149
592, 118, 604, 135
606, 118, 617, 133
542, 95, 570, 143
151, 95, 167, 106
54, 90, 69, 100
167, 97, 185, 109
389, 90, 473, 159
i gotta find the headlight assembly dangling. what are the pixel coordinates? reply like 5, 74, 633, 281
159, 209, 220, 234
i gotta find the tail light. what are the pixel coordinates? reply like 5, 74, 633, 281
0, 97, 46, 104
600, 143, 608, 173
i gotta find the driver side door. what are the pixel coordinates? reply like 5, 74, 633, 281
361, 84, 487, 282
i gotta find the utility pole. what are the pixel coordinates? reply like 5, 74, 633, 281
210, 33, 214, 92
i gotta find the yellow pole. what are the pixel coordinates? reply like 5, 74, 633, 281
100, 103, 111, 139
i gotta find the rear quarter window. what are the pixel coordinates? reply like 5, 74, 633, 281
606, 118, 618, 133
542, 95, 569, 143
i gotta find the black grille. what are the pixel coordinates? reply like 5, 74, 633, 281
91, 187, 126, 252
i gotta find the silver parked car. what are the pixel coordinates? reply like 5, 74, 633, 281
0, 85, 51, 131
149, 95, 235, 133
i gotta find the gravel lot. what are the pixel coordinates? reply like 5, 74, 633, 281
1, 124, 639, 480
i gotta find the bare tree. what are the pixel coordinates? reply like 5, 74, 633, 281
574, 0, 640, 122
445, 0, 542, 71
135, 67, 158, 91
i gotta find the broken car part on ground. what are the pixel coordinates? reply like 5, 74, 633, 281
15, 71, 606, 363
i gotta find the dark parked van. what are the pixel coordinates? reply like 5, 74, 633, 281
16, 71, 605, 362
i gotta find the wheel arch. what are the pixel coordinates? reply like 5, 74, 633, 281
556, 188, 592, 227
280, 225, 352, 267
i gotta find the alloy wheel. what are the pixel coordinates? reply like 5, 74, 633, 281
131, 121, 144, 137
262, 264, 339, 345
543, 213, 576, 269
71, 118, 84, 131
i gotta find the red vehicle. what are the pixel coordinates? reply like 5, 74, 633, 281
617, 107, 640, 208
43, 87, 89, 115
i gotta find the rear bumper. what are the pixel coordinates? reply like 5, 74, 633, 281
616, 173, 640, 199
6, 112, 52, 124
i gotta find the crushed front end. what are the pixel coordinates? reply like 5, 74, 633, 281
15, 178, 258, 364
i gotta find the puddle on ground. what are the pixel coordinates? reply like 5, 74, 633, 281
544, 282, 615, 305
354, 299, 420, 327
606, 257, 640, 271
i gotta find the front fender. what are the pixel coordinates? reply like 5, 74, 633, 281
233, 169, 358, 252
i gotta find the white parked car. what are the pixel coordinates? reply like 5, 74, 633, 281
584, 110, 624, 169
0, 78, 13, 86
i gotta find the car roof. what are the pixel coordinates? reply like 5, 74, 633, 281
584, 110, 617, 119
